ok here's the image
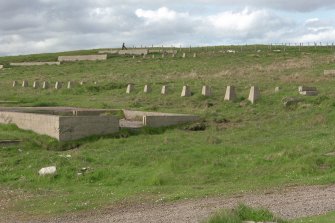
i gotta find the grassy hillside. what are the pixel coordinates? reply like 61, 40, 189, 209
1, 45, 335, 218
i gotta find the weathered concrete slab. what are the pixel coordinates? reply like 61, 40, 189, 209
181, 85, 191, 97
298, 86, 317, 92
201, 85, 211, 96
248, 86, 260, 104
118, 49, 148, 55
324, 70, 335, 76
10, 62, 60, 66
0, 107, 119, 141
58, 54, 107, 62
144, 84, 151, 93
224, 86, 236, 101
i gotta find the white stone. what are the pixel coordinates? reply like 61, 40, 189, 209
224, 86, 236, 101
248, 86, 260, 104
38, 166, 57, 176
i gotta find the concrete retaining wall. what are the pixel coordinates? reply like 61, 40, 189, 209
118, 49, 148, 55
10, 62, 60, 66
58, 54, 107, 62
98, 50, 119, 54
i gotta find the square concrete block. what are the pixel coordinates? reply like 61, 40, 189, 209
224, 86, 236, 101
201, 85, 211, 96
144, 84, 151, 93
126, 84, 134, 94
181, 85, 191, 97
22, 80, 28, 88
161, 85, 168, 95
248, 86, 260, 104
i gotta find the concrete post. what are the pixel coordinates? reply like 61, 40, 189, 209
67, 81, 73, 89
181, 85, 191, 97
55, 81, 62, 89
201, 85, 211, 96
12, 81, 17, 87
224, 86, 236, 101
22, 80, 28, 87
144, 84, 151, 93
126, 84, 134, 94
193, 53, 197, 58
161, 85, 168, 95
275, 86, 281, 92
248, 86, 260, 104
182, 53, 186, 58
42, 81, 49, 89
33, 81, 39, 89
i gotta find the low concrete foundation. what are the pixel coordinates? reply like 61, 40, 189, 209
118, 49, 148, 55
98, 50, 119, 54
10, 62, 60, 66
58, 55, 107, 62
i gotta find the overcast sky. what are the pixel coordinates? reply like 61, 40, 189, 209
1, 0, 335, 56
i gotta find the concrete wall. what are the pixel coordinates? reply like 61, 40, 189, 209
59, 116, 119, 141
118, 49, 148, 55
143, 115, 200, 127
0, 111, 60, 139
98, 50, 119, 54
58, 54, 107, 62
10, 62, 60, 66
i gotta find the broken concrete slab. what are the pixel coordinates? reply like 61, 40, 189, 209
144, 84, 151, 93
201, 85, 211, 96
224, 86, 236, 101
10, 62, 60, 66
248, 86, 260, 104
58, 54, 107, 62
181, 85, 191, 97
126, 84, 134, 94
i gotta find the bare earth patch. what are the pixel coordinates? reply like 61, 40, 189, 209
5, 184, 335, 223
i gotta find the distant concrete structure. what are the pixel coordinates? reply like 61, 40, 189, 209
42, 81, 49, 89
224, 86, 236, 101
10, 62, 60, 66
22, 80, 28, 88
55, 82, 62, 89
58, 54, 107, 62
33, 81, 39, 89
248, 86, 260, 104
161, 85, 168, 95
201, 85, 211, 96
298, 86, 318, 96
181, 85, 191, 97
118, 49, 148, 56
275, 86, 281, 92
144, 84, 151, 93
126, 84, 134, 94
324, 70, 335, 76
12, 81, 17, 87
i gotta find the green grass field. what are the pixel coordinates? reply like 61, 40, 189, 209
1, 45, 335, 220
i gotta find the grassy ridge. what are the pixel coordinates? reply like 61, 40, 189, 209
0, 46, 335, 216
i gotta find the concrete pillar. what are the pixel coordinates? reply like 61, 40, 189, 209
161, 85, 168, 95
144, 84, 151, 93
201, 85, 211, 96
42, 81, 49, 89
126, 83, 134, 94
162, 54, 165, 58
275, 86, 281, 92
67, 81, 73, 89
193, 53, 197, 58
182, 53, 186, 58
33, 81, 39, 89
181, 85, 191, 97
172, 54, 175, 58
248, 86, 260, 104
55, 81, 62, 89
224, 86, 236, 101
22, 80, 28, 87
80, 81, 85, 85
0, 65, 3, 69
132, 55, 135, 59
152, 54, 155, 59
12, 81, 17, 87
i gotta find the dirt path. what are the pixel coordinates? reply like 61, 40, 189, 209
4, 184, 335, 223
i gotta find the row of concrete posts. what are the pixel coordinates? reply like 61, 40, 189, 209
126, 84, 260, 104
13, 80, 90, 89
140, 52, 196, 59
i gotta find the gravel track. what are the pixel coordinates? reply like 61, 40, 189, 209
2, 184, 335, 223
